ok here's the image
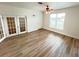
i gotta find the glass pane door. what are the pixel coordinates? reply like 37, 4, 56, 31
0, 17, 4, 40
7, 17, 16, 35
18, 16, 26, 33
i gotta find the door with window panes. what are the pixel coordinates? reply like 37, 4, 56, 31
0, 16, 5, 41
6, 16, 17, 37
17, 16, 27, 34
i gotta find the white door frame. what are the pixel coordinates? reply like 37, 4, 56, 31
5, 16, 18, 37
0, 16, 6, 42
17, 16, 27, 34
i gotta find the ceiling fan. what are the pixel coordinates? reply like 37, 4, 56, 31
38, 2, 54, 14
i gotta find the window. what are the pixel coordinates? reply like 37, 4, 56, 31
49, 13, 65, 30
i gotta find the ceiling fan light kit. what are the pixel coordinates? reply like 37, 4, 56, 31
46, 11, 50, 14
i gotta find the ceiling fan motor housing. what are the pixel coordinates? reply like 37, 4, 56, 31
46, 6, 49, 11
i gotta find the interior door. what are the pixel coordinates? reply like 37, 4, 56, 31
18, 16, 27, 34
0, 16, 5, 42
6, 16, 17, 37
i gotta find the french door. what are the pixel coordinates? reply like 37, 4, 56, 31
6, 16, 18, 37
17, 16, 27, 34
0, 16, 6, 42
6, 16, 27, 37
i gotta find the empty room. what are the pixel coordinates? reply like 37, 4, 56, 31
0, 2, 79, 57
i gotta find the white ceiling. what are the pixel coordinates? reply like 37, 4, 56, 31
0, 2, 79, 11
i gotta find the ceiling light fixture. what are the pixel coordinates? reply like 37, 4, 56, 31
38, 2, 54, 14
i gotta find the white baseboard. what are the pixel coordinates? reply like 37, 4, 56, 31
43, 27, 79, 39
0, 37, 6, 43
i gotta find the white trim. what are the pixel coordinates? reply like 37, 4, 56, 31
0, 36, 6, 42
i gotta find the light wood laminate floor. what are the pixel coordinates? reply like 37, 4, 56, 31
0, 29, 79, 57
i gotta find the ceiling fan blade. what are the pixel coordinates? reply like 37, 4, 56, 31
38, 2, 43, 4
38, 2, 48, 6
46, 9, 53, 12
50, 9, 54, 11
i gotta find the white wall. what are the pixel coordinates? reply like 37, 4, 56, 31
43, 6, 79, 39
27, 10, 43, 32
0, 4, 43, 33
